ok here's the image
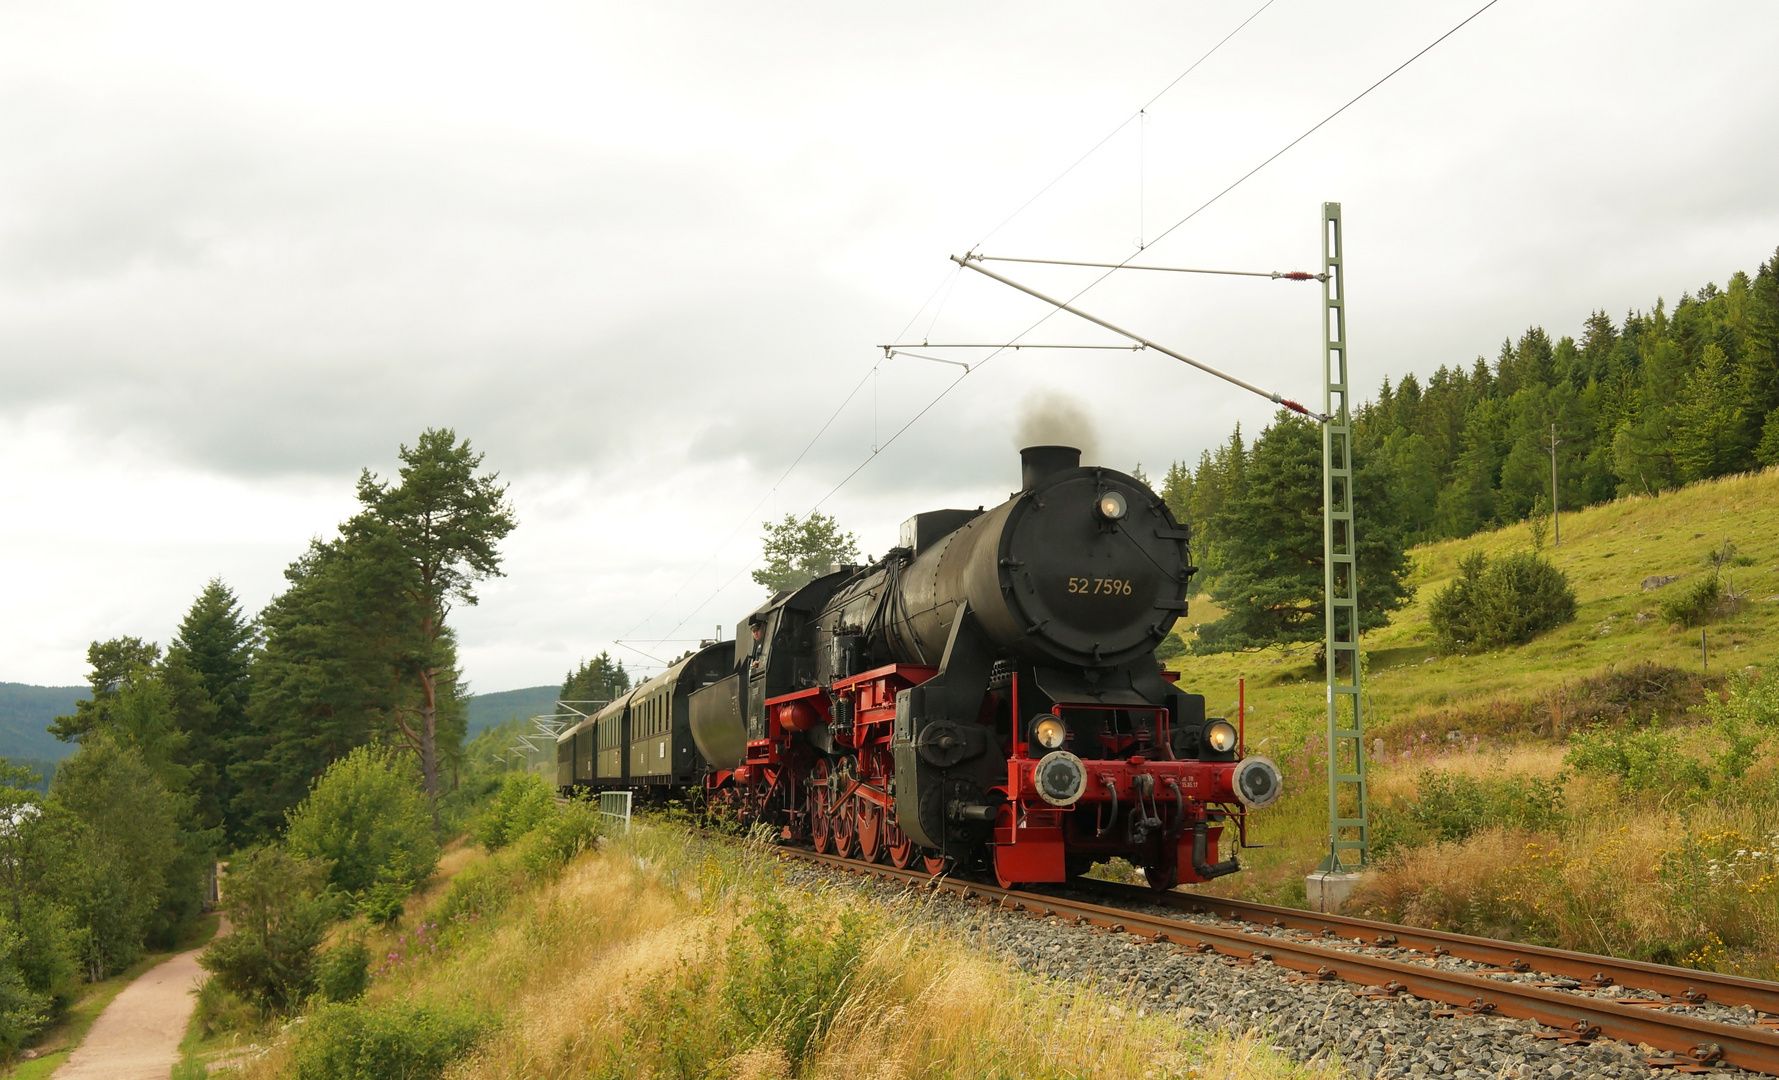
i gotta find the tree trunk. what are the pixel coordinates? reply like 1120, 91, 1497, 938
419, 664, 440, 828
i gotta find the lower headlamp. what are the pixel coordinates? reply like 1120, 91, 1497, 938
1030, 715, 1067, 750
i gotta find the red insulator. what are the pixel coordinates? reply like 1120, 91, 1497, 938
1281, 271, 1316, 281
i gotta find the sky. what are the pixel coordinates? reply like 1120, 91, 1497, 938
3, 0, 1777, 692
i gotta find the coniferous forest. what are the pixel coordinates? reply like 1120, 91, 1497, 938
1158, 246, 1779, 654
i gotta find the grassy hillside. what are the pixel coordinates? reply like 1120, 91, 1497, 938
1167, 467, 1779, 974
1173, 466, 1779, 731
0, 682, 83, 762
197, 818, 1325, 1080
463, 684, 560, 736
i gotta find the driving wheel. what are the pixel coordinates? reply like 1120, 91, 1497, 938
886, 820, 916, 869
857, 799, 885, 863
809, 758, 833, 854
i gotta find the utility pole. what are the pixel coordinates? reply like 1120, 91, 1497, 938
1315, 202, 1368, 889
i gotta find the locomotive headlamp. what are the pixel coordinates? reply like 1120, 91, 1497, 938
1030, 715, 1068, 751
1205, 719, 1239, 753
1096, 489, 1129, 521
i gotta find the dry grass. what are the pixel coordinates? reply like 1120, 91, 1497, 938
442, 829, 1332, 1080
1349, 793, 1779, 977
228, 823, 1342, 1080
1366, 744, 1567, 803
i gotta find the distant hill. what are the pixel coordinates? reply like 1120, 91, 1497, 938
465, 685, 563, 736
0, 683, 84, 763
3, 681, 566, 758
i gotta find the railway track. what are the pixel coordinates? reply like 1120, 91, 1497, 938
1079, 878, 1779, 1016
776, 844, 1779, 1075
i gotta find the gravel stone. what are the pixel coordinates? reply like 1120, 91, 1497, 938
783, 858, 1769, 1080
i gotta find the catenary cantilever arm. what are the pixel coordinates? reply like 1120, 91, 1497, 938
950, 253, 1325, 422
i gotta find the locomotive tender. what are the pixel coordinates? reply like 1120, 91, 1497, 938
558, 445, 1282, 888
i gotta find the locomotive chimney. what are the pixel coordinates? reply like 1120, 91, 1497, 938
1020, 445, 1081, 490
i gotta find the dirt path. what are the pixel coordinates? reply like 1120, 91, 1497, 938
52, 945, 206, 1080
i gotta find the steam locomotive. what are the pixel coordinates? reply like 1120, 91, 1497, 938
557, 446, 1282, 888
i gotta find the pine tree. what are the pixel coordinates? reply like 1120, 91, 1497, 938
1193, 413, 1412, 653
1185, 426, 1246, 595
1159, 461, 1193, 530
1672, 343, 1739, 483
1740, 249, 1779, 455
561, 653, 631, 704
169, 580, 257, 836
230, 536, 414, 843
353, 429, 515, 811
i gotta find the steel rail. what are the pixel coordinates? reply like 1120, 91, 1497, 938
778, 847, 1779, 1074
1079, 878, 1779, 1016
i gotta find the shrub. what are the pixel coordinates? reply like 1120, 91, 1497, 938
473, 771, 554, 852
192, 974, 259, 1038
1659, 573, 1724, 628
199, 847, 335, 1014
516, 800, 603, 878
1565, 723, 1706, 794
286, 746, 439, 897
1372, 769, 1565, 856
434, 857, 521, 924
315, 938, 371, 1004
7, 899, 77, 1015
0, 921, 50, 1057
289, 1000, 486, 1080
723, 893, 870, 1069
356, 878, 408, 928
1428, 549, 1577, 651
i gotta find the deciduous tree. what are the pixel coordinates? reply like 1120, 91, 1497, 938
752, 512, 859, 595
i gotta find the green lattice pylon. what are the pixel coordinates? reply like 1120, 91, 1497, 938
1318, 201, 1368, 873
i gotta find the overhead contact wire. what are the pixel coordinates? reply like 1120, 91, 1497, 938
620, 363, 877, 640
973, 0, 1280, 249
629, 5, 1281, 638
815, 0, 1504, 506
